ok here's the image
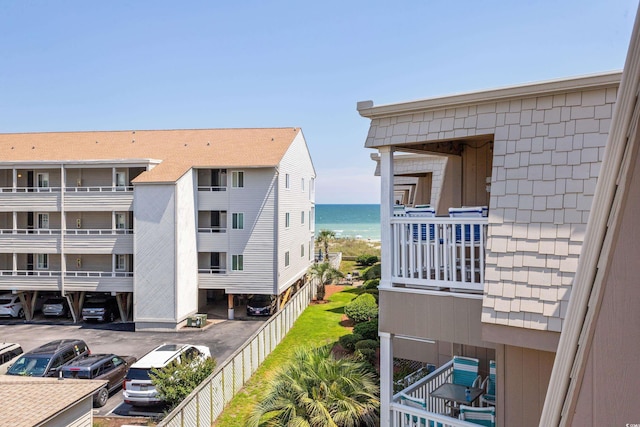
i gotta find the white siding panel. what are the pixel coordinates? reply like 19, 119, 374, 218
276, 132, 316, 294
64, 192, 134, 211
175, 170, 199, 320
198, 168, 277, 295
41, 397, 93, 427
134, 184, 177, 322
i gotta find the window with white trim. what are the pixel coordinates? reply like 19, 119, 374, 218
115, 213, 126, 230
285, 212, 290, 228
37, 213, 49, 229
232, 213, 244, 230
285, 173, 290, 189
231, 171, 244, 188
301, 211, 305, 224
36, 253, 48, 269
301, 244, 304, 257
115, 254, 126, 271
232, 254, 244, 271
37, 173, 49, 188
285, 251, 290, 267
115, 171, 127, 187
301, 178, 305, 191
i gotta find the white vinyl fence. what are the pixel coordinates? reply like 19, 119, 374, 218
158, 279, 315, 427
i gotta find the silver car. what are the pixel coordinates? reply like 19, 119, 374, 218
42, 297, 70, 317
0, 294, 24, 318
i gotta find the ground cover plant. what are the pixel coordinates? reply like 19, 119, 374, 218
214, 287, 361, 426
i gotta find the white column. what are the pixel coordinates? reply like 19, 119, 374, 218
12, 169, 17, 191
379, 331, 394, 427
12, 253, 17, 273
379, 147, 394, 290
12, 212, 17, 234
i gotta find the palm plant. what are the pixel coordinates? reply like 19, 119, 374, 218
308, 262, 343, 301
247, 346, 379, 427
316, 230, 336, 261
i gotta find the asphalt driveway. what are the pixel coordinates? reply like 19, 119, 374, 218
0, 316, 268, 416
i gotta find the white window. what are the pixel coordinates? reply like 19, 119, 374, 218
285, 251, 290, 267
36, 254, 48, 269
301, 244, 304, 257
37, 213, 49, 229
115, 213, 126, 230
115, 171, 127, 187
232, 171, 244, 188
115, 254, 126, 271
37, 173, 49, 188
285, 173, 290, 189
301, 211, 305, 224
301, 178, 305, 191
232, 254, 244, 271
232, 213, 244, 230
309, 241, 312, 260
285, 213, 290, 228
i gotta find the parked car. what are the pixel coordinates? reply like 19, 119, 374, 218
0, 343, 23, 374
123, 343, 211, 406
61, 353, 137, 407
6, 339, 90, 377
82, 298, 118, 322
42, 297, 71, 318
246, 294, 275, 316
0, 294, 24, 318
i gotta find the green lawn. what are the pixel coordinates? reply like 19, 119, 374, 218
214, 287, 359, 426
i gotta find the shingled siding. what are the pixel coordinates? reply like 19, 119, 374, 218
365, 83, 618, 333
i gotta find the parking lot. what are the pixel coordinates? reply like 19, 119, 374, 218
0, 314, 268, 417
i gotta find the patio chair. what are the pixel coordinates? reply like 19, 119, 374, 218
449, 356, 481, 388
458, 405, 495, 427
480, 360, 496, 407
399, 393, 445, 427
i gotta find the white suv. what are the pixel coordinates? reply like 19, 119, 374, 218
123, 343, 211, 406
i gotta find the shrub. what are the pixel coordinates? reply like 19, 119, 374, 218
151, 355, 217, 409
344, 293, 378, 324
361, 289, 379, 303
356, 348, 377, 365
353, 319, 379, 341
338, 333, 363, 352
362, 279, 379, 290
356, 254, 379, 266
355, 339, 379, 351
362, 264, 381, 280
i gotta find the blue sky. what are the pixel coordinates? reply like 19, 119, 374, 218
0, 1, 638, 203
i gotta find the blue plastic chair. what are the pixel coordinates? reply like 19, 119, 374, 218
480, 360, 496, 406
459, 405, 495, 427
450, 356, 481, 388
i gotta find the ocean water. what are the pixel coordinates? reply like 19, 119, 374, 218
315, 204, 380, 240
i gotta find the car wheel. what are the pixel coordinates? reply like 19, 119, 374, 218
17, 308, 24, 318
94, 387, 109, 407
108, 312, 115, 323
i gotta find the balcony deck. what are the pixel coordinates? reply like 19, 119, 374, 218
391, 216, 488, 293
392, 359, 486, 427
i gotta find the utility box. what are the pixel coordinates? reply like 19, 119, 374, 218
186, 313, 207, 328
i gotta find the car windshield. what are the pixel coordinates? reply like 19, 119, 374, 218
7, 355, 51, 376
126, 367, 151, 381
250, 295, 271, 304
45, 299, 64, 305
83, 301, 106, 308
0, 298, 12, 304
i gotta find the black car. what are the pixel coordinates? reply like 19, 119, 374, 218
6, 339, 90, 377
61, 353, 137, 407
246, 294, 275, 316
82, 298, 119, 322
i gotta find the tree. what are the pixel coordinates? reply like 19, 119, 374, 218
308, 262, 343, 301
316, 229, 336, 261
150, 355, 217, 409
247, 346, 379, 427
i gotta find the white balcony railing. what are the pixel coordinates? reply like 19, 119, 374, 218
198, 267, 227, 274
0, 270, 62, 276
197, 227, 227, 233
391, 360, 480, 427
391, 217, 488, 293
0, 187, 62, 193
64, 229, 133, 235
64, 186, 134, 192
197, 186, 227, 192
65, 271, 133, 277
